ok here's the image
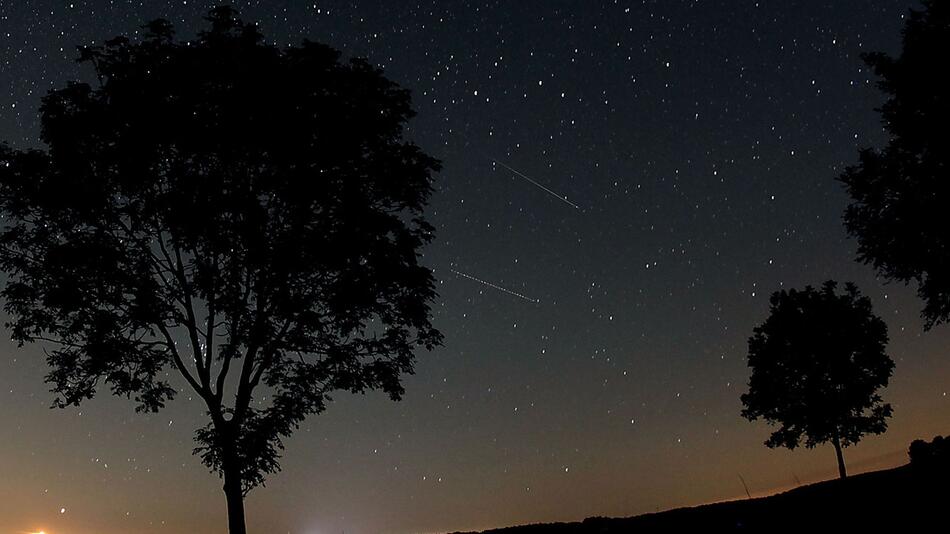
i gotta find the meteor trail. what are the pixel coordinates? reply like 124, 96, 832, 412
488, 157, 582, 210
450, 269, 540, 303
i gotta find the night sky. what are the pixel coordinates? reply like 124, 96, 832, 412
1, 1, 949, 533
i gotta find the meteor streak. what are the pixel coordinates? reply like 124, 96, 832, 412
489, 157, 582, 210
450, 269, 540, 303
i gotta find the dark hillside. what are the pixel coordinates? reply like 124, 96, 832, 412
454, 436, 950, 533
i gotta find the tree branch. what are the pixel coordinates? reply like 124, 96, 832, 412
156, 321, 206, 399
171, 240, 211, 389
232, 272, 270, 423
204, 252, 217, 387
249, 317, 293, 390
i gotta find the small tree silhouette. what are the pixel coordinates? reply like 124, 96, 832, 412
0, 8, 441, 533
839, 1, 950, 328
741, 281, 894, 479
909, 435, 950, 470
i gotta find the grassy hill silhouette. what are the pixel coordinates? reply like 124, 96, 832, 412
453, 436, 950, 533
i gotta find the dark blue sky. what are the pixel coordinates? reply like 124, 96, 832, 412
2, 2, 948, 533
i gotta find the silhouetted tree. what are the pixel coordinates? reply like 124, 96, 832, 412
0, 8, 441, 533
741, 281, 893, 479
909, 435, 950, 470
839, 1, 950, 329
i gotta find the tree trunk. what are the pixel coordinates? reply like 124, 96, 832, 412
223, 466, 247, 534
832, 434, 847, 479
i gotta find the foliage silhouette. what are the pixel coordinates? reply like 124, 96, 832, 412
0, 7, 442, 533
839, 0, 950, 329
909, 435, 950, 470
740, 281, 893, 479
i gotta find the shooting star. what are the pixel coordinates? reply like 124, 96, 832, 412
488, 157, 582, 211
451, 269, 540, 303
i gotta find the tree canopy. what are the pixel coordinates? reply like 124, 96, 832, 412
0, 7, 442, 533
839, 0, 950, 329
741, 281, 893, 478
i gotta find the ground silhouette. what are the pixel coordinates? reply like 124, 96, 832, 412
452, 436, 949, 533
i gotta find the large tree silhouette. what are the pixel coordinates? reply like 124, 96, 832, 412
741, 281, 893, 479
839, 0, 950, 329
0, 8, 441, 533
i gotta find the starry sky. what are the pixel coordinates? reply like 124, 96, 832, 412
1, 1, 949, 533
